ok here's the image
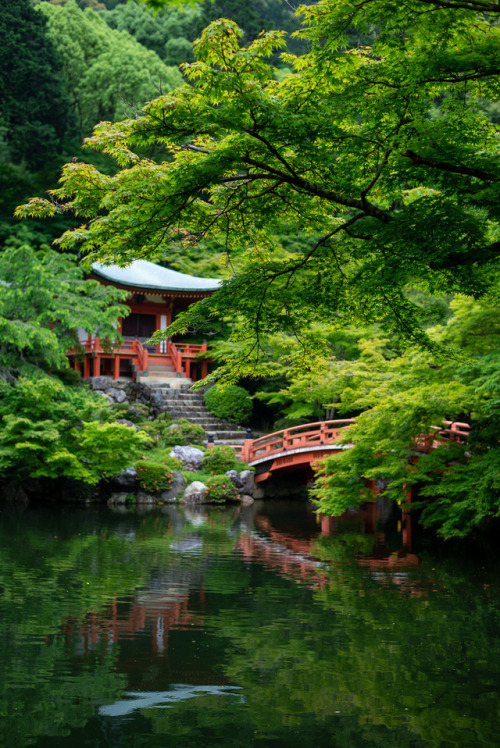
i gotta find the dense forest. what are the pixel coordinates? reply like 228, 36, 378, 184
3, 0, 500, 539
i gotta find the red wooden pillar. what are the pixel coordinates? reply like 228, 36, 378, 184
83, 355, 90, 379
113, 356, 120, 380
321, 515, 334, 536
200, 361, 208, 379
93, 337, 101, 377
402, 484, 413, 550
365, 501, 377, 534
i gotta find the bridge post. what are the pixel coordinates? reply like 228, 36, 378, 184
283, 428, 291, 451
319, 422, 326, 444
241, 428, 253, 463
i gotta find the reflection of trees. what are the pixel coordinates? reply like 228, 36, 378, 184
0, 506, 247, 746
198, 553, 500, 747
1, 505, 500, 747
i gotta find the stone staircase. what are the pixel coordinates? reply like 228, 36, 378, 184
147, 382, 248, 448
137, 361, 192, 390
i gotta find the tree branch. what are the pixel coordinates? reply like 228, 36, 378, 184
401, 150, 498, 182
241, 156, 392, 223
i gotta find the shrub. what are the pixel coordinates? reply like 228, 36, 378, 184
53, 368, 82, 386
204, 475, 239, 503
204, 384, 252, 424
202, 445, 240, 475
135, 460, 174, 494
143, 417, 206, 448
109, 402, 150, 424
143, 450, 182, 471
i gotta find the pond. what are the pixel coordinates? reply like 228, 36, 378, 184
1, 499, 499, 747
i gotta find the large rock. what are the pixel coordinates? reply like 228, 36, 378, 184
169, 445, 204, 472
239, 470, 256, 495
225, 470, 243, 488
160, 471, 186, 502
105, 387, 127, 403
181, 481, 208, 504
150, 392, 166, 413
88, 376, 112, 391
239, 494, 255, 505
136, 491, 156, 504
109, 467, 138, 490
115, 418, 140, 432
107, 492, 133, 505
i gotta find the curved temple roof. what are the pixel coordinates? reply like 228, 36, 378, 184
91, 260, 222, 293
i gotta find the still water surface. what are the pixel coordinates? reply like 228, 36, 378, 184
1, 500, 500, 747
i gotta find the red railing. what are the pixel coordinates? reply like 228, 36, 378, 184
135, 340, 148, 372
167, 340, 182, 374
240, 420, 355, 464
167, 341, 208, 376
416, 420, 470, 452
238, 419, 471, 465
176, 343, 208, 356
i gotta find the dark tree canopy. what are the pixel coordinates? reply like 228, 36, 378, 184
0, 0, 73, 169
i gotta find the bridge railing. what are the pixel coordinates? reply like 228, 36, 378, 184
238, 418, 471, 464
241, 419, 355, 464
416, 420, 471, 452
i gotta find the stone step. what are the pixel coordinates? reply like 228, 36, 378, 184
205, 430, 247, 439
143, 380, 250, 444
148, 364, 175, 372
146, 380, 193, 388
141, 378, 193, 388
159, 391, 204, 398
211, 439, 246, 447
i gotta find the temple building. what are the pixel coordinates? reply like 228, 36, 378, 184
69, 259, 221, 384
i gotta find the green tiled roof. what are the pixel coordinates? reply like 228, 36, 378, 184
91, 260, 222, 293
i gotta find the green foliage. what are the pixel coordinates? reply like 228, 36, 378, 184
204, 384, 252, 424
0, 0, 73, 169
143, 416, 206, 447
38, 0, 183, 135
0, 375, 150, 484
140, 450, 181, 470
201, 445, 240, 474
19, 5, 500, 380
181, 468, 213, 486
0, 245, 129, 377
103, 0, 203, 63
78, 421, 151, 480
311, 296, 500, 538
108, 401, 150, 423
204, 474, 239, 503
135, 459, 174, 493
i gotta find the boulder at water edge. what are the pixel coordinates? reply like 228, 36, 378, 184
160, 471, 186, 502
181, 481, 208, 504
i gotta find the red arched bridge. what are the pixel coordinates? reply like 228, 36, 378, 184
232, 419, 470, 484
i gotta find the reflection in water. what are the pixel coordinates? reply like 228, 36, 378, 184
99, 685, 244, 716
0, 500, 500, 747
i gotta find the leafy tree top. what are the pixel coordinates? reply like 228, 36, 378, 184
0, 245, 129, 377
0, 0, 72, 168
37, 0, 183, 134
17, 1, 500, 379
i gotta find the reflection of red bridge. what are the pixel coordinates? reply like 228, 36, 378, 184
236, 419, 470, 483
